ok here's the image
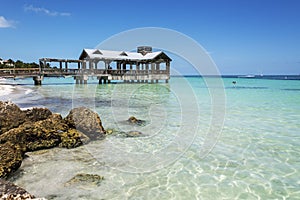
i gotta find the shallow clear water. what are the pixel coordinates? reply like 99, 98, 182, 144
2, 76, 300, 199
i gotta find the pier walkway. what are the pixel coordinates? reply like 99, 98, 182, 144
0, 47, 171, 85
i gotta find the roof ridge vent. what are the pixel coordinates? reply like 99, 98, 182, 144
137, 46, 152, 55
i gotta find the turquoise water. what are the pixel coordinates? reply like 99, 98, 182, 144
2, 76, 300, 199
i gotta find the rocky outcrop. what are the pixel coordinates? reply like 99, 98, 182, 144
0, 101, 52, 136
23, 107, 52, 123
0, 142, 23, 179
0, 102, 106, 179
0, 114, 66, 152
64, 107, 106, 139
0, 179, 39, 200
0, 101, 26, 135
0, 102, 107, 199
127, 116, 146, 126
59, 128, 90, 149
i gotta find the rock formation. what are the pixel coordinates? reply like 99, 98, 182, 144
0, 179, 45, 200
0, 102, 52, 135
127, 116, 146, 126
64, 107, 106, 139
0, 101, 106, 179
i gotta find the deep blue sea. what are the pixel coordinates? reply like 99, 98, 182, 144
1, 76, 299, 199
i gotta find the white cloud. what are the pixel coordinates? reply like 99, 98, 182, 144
0, 16, 14, 28
24, 5, 71, 17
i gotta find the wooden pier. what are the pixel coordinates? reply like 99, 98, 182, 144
0, 46, 171, 85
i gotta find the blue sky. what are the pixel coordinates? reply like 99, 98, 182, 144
0, 0, 299, 75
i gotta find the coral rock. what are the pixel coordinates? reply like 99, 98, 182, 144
0, 142, 23, 178
64, 107, 106, 139
0, 179, 39, 199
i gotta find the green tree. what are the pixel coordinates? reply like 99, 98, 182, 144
15, 60, 24, 68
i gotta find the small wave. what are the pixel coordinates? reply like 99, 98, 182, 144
25, 88, 33, 95
0, 84, 14, 97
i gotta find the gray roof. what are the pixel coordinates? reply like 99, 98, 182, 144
79, 49, 171, 61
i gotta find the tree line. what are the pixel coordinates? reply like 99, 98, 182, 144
0, 59, 40, 69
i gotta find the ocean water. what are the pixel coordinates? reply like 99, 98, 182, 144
1, 76, 300, 199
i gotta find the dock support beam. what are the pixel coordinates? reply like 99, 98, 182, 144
33, 76, 43, 85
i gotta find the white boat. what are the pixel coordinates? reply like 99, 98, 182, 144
238, 74, 255, 78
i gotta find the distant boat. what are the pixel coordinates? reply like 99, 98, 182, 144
238, 74, 255, 78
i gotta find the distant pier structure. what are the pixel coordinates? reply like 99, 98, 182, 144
36, 46, 171, 85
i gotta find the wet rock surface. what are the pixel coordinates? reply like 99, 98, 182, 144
23, 107, 52, 123
0, 101, 107, 198
0, 179, 36, 199
0, 101, 26, 135
64, 173, 104, 187
0, 102, 52, 136
64, 107, 106, 139
127, 116, 146, 126
0, 142, 23, 179
0, 102, 105, 178
106, 129, 144, 138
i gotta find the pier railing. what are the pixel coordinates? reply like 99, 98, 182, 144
0, 68, 169, 78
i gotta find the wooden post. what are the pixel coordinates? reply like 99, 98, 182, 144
65, 61, 68, 72
60, 62, 63, 71
117, 62, 120, 74
151, 63, 155, 74
166, 61, 170, 75
166, 61, 170, 83
33, 76, 43, 85
89, 60, 93, 70
94, 60, 98, 72
137, 63, 140, 83
83, 61, 86, 70
83, 75, 88, 84
104, 61, 109, 74
156, 62, 160, 73
122, 63, 126, 75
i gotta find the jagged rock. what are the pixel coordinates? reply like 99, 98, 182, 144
64, 107, 106, 139
127, 116, 146, 126
0, 102, 106, 180
23, 107, 52, 123
0, 101, 26, 135
0, 142, 23, 178
65, 173, 104, 187
0, 114, 90, 152
0, 114, 64, 152
59, 129, 90, 149
0, 179, 43, 199
0, 102, 53, 136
